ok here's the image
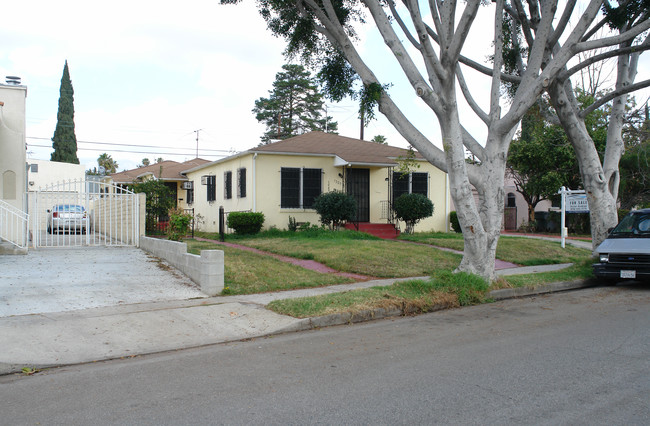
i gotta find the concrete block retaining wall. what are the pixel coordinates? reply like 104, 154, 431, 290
140, 236, 224, 296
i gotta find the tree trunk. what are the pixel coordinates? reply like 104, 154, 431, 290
548, 82, 619, 248
436, 84, 505, 282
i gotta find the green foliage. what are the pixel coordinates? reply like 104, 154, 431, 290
393, 193, 434, 234
288, 216, 298, 232
50, 61, 79, 164
97, 153, 118, 174
507, 91, 609, 219
253, 64, 338, 143
449, 211, 462, 233
312, 191, 357, 229
132, 179, 175, 234
358, 82, 388, 126
371, 135, 387, 144
395, 146, 421, 176
618, 105, 650, 209
227, 212, 265, 235
167, 208, 192, 241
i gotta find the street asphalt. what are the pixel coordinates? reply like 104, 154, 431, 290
0, 236, 595, 375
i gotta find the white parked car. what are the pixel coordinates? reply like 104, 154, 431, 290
47, 204, 91, 234
592, 208, 650, 282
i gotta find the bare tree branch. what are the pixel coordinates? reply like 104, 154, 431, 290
580, 79, 650, 118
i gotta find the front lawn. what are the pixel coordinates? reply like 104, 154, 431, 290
195, 229, 461, 278
188, 229, 595, 316
185, 240, 353, 295
399, 232, 590, 265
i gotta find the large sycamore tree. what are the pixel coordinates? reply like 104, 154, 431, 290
541, 1, 650, 249
224, 0, 649, 281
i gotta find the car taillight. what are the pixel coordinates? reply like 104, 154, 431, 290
52, 212, 58, 218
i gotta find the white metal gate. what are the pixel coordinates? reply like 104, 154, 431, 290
29, 179, 140, 248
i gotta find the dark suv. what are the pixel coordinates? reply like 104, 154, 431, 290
593, 209, 650, 281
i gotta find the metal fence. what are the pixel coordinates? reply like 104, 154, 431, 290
30, 179, 139, 248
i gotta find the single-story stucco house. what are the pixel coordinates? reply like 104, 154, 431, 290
181, 132, 451, 235
109, 158, 210, 207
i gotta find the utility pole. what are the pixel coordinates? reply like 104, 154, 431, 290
359, 108, 364, 140
194, 129, 202, 158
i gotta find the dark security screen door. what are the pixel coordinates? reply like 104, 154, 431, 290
346, 168, 370, 222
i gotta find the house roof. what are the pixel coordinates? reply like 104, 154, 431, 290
250, 132, 421, 166
110, 158, 210, 184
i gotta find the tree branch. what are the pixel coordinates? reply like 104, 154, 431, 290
456, 65, 489, 125
389, 1, 420, 49
445, 0, 481, 65
559, 43, 650, 82
580, 79, 650, 118
576, 18, 650, 53
547, 0, 576, 49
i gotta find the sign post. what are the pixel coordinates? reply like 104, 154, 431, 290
558, 186, 589, 248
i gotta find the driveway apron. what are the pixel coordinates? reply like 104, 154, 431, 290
0, 247, 205, 317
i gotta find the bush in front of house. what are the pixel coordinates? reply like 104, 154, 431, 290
449, 211, 462, 233
167, 208, 193, 241
312, 191, 357, 230
393, 193, 434, 234
227, 212, 265, 235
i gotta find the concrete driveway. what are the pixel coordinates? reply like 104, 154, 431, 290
0, 247, 206, 317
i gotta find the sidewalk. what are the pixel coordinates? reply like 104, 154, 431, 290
0, 235, 595, 375
0, 273, 593, 376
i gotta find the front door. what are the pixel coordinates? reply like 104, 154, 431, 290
346, 168, 370, 222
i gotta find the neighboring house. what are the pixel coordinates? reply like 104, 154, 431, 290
0, 78, 27, 212
503, 175, 552, 231
182, 132, 451, 234
108, 158, 210, 209
449, 175, 553, 232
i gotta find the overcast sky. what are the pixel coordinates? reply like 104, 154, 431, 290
1, 0, 648, 172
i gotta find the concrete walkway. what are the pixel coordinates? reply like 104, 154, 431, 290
0, 235, 594, 375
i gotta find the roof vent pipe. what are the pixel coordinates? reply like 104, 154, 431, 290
5, 76, 21, 85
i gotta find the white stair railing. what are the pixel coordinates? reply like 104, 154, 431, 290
0, 199, 29, 249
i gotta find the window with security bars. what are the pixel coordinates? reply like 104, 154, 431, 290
281, 167, 322, 208
186, 187, 194, 204
206, 175, 216, 202
392, 172, 428, 201
224, 171, 232, 200
238, 168, 246, 198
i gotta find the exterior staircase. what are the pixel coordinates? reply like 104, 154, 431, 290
344, 223, 400, 239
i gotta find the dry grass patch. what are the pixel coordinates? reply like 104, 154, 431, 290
268, 271, 489, 318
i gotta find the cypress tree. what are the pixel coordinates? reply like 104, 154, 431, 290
51, 60, 79, 164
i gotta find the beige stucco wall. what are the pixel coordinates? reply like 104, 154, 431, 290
27, 159, 87, 191
0, 84, 27, 211
503, 176, 552, 229
186, 152, 450, 234
185, 154, 255, 231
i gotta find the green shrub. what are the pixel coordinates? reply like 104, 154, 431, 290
449, 211, 462, 233
227, 212, 265, 235
312, 191, 357, 229
167, 208, 192, 241
288, 216, 298, 232
393, 193, 434, 234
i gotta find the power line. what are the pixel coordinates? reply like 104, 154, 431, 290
26, 136, 234, 153
26, 143, 230, 158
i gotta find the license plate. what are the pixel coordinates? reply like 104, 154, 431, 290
621, 270, 636, 279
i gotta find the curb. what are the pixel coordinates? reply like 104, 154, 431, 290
285, 279, 596, 332
1, 279, 597, 377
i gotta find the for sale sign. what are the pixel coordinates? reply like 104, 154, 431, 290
566, 194, 589, 213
